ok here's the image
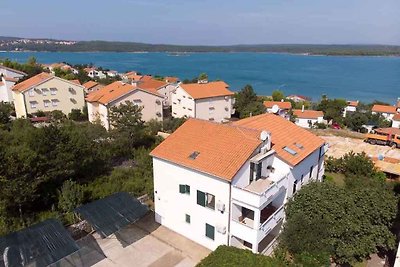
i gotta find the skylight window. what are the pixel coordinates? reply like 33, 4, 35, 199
283, 146, 297, 156
189, 151, 200, 160
294, 143, 304, 149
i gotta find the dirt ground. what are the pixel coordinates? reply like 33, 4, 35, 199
320, 135, 400, 160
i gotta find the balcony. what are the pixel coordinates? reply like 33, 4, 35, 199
258, 206, 284, 240
231, 172, 289, 208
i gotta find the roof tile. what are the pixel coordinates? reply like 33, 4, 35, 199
180, 81, 234, 100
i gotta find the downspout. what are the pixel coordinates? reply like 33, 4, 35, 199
227, 181, 232, 246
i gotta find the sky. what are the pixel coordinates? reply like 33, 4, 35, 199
1, 0, 400, 45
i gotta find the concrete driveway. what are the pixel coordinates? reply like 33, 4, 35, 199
74, 212, 210, 267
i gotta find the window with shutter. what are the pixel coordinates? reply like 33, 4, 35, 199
185, 214, 190, 224
179, 184, 190, 194
197, 190, 206, 207
205, 223, 215, 240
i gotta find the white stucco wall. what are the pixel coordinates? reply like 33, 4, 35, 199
195, 96, 233, 122
393, 120, 400, 129
372, 111, 395, 121
153, 158, 231, 251
171, 87, 195, 119
157, 84, 177, 106
295, 117, 323, 128
0, 68, 25, 79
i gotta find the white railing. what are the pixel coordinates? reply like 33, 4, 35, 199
232, 174, 289, 208
259, 206, 284, 232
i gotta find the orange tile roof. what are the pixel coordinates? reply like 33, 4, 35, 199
12, 72, 52, 92
127, 74, 143, 81
70, 79, 81, 85
124, 71, 137, 76
393, 113, 400, 121
0, 82, 4, 86
165, 76, 179, 83
3, 77, 18, 82
180, 81, 234, 100
347, 101, 359, 107
372, 104, 397, 114
263, 101, 292, 110
82, 81, 99, 89
375, 127, 400, 135
137, 79, 167, 95
86, 81, 135, 105
233, 114, 325, 166
150, 119, 262, 181
293, 109, 324, 119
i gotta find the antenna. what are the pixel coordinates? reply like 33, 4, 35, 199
271, 104, 279, 114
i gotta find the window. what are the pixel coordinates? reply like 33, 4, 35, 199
51, 99, 59, 107
179, 184, 190, 194
283, 146, 297, 156
309, 166, 314, 179
28, 89, 35, 97
43, 100, 50, 108
292, 179, 298, 195
205, 223, 215, 240
300, 174, 304, 184
183, 95, 186, 98
42, 88, 48, 96
30, 101, 37, 109
209, 118, 214, 121
185, 214, 191, 224
50, 88, 57, 95
197, 190, 215, 209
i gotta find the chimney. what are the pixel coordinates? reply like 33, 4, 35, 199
302, 105, 305, 112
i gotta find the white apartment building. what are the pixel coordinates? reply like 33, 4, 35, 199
151, 114, 327, 254
0, 66, 27, 102
293, 108, 325, 128
171, 81, 234, 123
12, 72, 86, 118
372, 104, 397, 121
0, 65, 27, 80
86, 81, 164, 130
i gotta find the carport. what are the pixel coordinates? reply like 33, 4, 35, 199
0, 219, 79, 267
75, 192, 149, 238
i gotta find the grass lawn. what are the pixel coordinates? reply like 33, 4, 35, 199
325, 172, 346, 186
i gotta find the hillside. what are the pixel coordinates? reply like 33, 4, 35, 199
1, 36, 399, 55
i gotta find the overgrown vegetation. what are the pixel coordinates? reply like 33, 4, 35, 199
280, 152, 398, 266
0, 102, 160, 235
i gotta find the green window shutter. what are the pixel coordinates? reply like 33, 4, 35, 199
186, 185, 190, 194
179, 184, 185, 193
205, 223, 215, 240
197, 190, 205, 206
185, 214, 190, 223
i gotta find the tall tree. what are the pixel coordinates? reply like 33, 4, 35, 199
271, 90, 285, 101
234, 85, 264, 118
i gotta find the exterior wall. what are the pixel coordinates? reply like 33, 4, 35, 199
110, 90, 163, 122
0, 78, 16, 102
393, 120, 400, 129
158, 84, 177, 106
153, 158, 231, 251
195, 96, 233, 122
171, 87, 195, 118
295, 117, 321, 128
12, 91, 27, 118
19, 78, 85, 118
87, 102, 110, 129
343, 106, 356, 117
372, 111, 395, 121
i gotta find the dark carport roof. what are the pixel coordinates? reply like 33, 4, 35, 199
75, 192, 149, 238
0, 219, 79, 267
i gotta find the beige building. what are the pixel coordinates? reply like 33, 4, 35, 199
12, 72, 86, 118
171, 81, 235, 122
86, 81, 164, 130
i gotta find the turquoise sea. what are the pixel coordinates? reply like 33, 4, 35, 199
1, 52, 399, 103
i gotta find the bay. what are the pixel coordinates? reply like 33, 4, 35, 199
1, 51, 399, 103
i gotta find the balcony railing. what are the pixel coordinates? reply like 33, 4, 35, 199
259, 206, 284, 233
232, 173, 289, 208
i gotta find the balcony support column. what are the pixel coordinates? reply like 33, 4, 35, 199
252, 209, 261, 253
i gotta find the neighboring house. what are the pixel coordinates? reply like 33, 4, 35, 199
44, 63, 78, 74
343, 100, 359, 117
286, 94, 310, 103
106, 70, 119, 77
151, 114, 327, 253
371, 104, 397, 120
12, 72, 86, 118
293, 108, 324, 128
0, 65, 27, 80
0, 76, 21, 102
137, 78, 179, 107
122, 71, 139, 80
86, 81, 164, 130
172, 81, 234, 123
84, 68, 106, 79
393, 114, 400, 129
263, 101, 292, 118
397, 98, 400, 113
82, 81, 104, 94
